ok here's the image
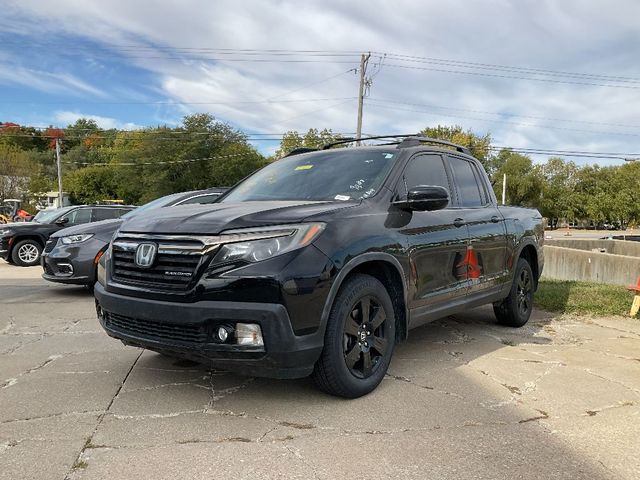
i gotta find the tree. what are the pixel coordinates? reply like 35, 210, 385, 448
0, 143, 37, 199
492, 149, 542, 207
275, 128, 343, 158
539, 157, 579, 226
420, 125, 493, 174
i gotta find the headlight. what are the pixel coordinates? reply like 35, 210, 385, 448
0, 229, 11, 237
213, 223, 325, 264
61, 234, 94, 245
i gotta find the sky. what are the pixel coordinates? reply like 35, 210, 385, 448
1, 0, 640, 163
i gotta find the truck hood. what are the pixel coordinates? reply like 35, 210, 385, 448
1, 221, 57, 234
119, 200, 357, 235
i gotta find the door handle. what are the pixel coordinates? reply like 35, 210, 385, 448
454, 218, 466, 228
491, 215, 501, 223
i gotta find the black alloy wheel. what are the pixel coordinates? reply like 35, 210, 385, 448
343, 295, 389, 379
313, 274, 396, 398
493, 257, 534, 327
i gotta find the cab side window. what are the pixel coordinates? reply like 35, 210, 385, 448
400, 154, 450, 197
448, 157, 484, 207
61, 208, 92, 225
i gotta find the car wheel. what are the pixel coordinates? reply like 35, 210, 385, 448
493, 258, 534, 327
313, 273, 395, 398
11, 240, 43, 267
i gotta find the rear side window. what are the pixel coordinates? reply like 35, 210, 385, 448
401, 154, 450, 196
178, 194, 221, 205
448, 158, 483, 207
92, 208, 122, 221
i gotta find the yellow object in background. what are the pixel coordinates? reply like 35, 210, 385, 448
631, 295, 640, 317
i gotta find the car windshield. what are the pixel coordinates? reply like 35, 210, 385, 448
121, 192, 189, 219
222, 150, 396, 202
32, 208, 72, 224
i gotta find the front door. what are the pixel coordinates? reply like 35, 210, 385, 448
393, 154, 470, 313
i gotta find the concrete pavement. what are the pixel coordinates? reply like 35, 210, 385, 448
1, 261, 639, 479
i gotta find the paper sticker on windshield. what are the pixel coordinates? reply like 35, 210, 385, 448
384, 153, 394, 159
295, 165, 313, 171
334, 194, 351, 201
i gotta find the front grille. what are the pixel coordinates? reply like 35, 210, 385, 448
105, 312, 209, 343
111, 235, 212, 290
44, 238, 58, 253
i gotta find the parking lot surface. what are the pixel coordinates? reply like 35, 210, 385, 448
1, 261, 639, 480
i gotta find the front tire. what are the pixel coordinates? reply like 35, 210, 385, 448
313, 274, 396, 398
11, 240, 43, 267
493, 258, 534, 327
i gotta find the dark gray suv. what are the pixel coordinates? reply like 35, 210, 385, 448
42, 189, 226, 288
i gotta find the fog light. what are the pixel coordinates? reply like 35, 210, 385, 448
217, 326, 229, 342
57, 262, 74, 276
96, 303, 104, 321
235, 323, 264, 346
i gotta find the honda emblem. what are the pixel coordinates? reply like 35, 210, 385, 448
135, 243, 157, 268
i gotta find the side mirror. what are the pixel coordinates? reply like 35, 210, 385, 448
55, 217, 69, 225
393, 185, 449, 212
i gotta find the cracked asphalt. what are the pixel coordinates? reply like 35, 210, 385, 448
1, 262, 639, 479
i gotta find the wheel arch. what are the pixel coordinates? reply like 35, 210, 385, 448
9, 234, 45, 254
319, 253, 409, 342
514, 240, 540, 289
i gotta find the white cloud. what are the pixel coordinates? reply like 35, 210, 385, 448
54, 111, 142, 130
2, 0, 640, 161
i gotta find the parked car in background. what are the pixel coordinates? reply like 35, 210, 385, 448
0, 204, 135, 266
94, 135, 544, 398
41, 188, 227, 288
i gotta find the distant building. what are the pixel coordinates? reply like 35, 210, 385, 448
35, 191, 72, 209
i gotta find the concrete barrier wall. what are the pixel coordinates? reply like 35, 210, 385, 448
542, 245, 640, 286
545, 239, 640, 257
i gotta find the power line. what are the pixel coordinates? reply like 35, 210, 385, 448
0, 96, 355, 106
381, 63, 640, 90
368, 98, 640, 130
364, 101, 640, 138
62, 152, 256, 166
376, 52, 640, 84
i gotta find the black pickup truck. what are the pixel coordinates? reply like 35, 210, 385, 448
94, 135, 544, 398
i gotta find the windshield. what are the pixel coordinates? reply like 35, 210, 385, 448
121, 192, 188, 219
222, 150, 396, 202
33, 208, 70, 224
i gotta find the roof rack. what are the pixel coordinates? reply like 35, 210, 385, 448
397, 135, 471, 155
320, 134, 471, 155
283, 147, 319, 157
322, 135, 407, 150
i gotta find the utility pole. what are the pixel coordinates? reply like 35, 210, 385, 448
356, 52, 371, 145
55, 138, 63, 208
502, 173, 507, 205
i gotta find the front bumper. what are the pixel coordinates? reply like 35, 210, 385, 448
0, 236, 11, 260
41, 238, 105, 286
94, 282, 324, 379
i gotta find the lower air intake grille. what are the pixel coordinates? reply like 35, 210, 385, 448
105, 312, 209, 343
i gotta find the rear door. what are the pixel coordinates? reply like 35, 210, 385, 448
395, 153, 470, 313
446, 155, 508, 295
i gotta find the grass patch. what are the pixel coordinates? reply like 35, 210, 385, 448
535, 279, 633, 317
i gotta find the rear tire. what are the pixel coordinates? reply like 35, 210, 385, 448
493, 258, 534, 327
11, 239, 42, 267
312, 274, 395, 398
